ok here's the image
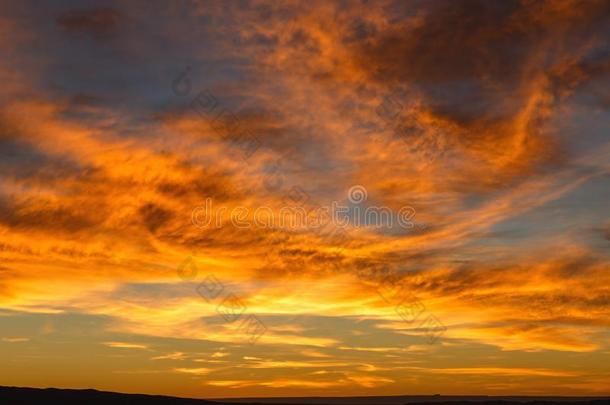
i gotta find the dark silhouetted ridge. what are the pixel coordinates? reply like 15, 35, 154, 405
1, 386, 608, 405
0, 386, 219, 405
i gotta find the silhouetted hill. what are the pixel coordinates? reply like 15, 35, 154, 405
1, 386, 608, 405
0, 386, 220, 405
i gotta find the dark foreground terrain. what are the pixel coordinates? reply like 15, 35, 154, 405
1, 386, 608, 405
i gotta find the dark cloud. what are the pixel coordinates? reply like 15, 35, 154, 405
0, 108, 87, 181
56, 7, 121, 37
156, 177, 237, 202
356, 0, 610, 85
0, 198, 98, 233
67, 93, 103, 107
0, 136, 51, 173
602, 224, 610, 241
358, 1, 523, 86
139, 203, 172, 234
0, 136, 84, 181
353, 0, 610, 125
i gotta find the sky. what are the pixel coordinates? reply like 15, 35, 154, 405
1, 0, 610, 399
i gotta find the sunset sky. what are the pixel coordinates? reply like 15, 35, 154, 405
1, 0, 610, 399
